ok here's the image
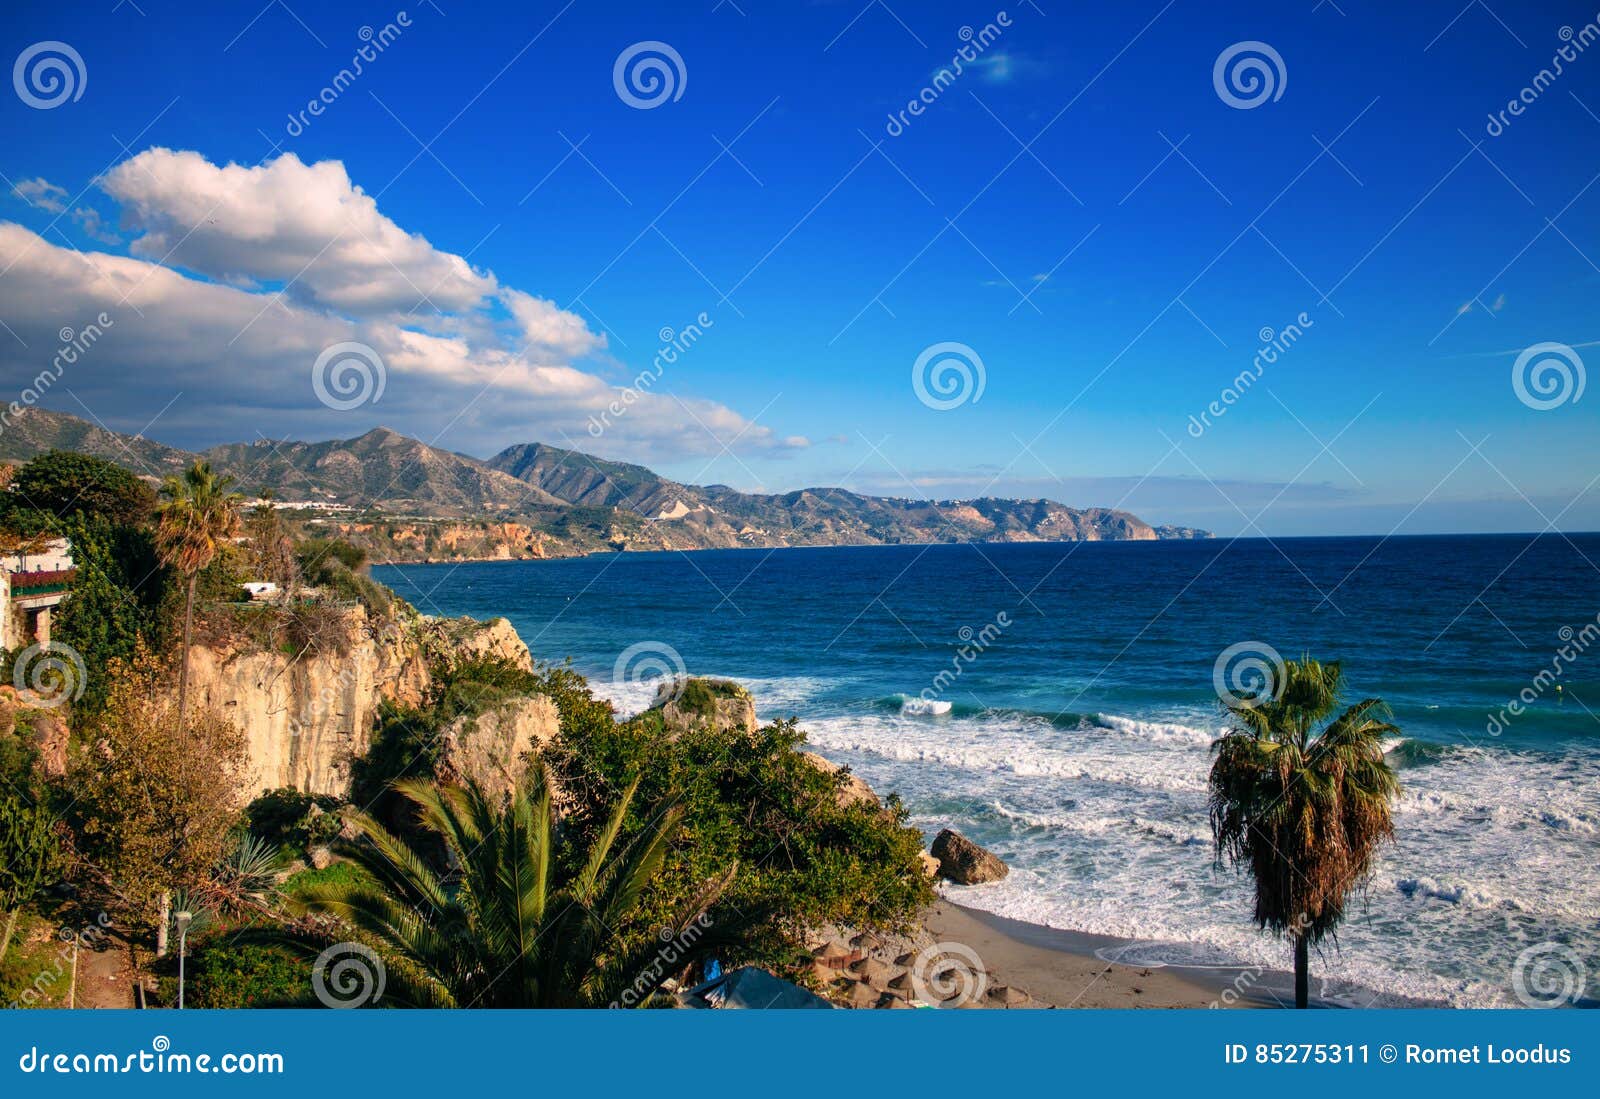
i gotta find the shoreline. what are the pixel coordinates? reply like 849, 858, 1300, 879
927, 899, 1444, 1009
925, 900, 1269, 1009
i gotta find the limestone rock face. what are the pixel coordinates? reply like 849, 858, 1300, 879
800, 751, 880, 810
435, 694, 559, 799
930, 829, 1009, 884
651, 678, 756, 737
449, 616, 533, 671
185, 608, 433, 797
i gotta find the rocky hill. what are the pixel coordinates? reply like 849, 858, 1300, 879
1, 407, 1209, 558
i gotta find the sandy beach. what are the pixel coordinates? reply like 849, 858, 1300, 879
923, 901, 1299, 1009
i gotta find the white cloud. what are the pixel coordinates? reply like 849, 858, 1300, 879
501, 288, 605, 361
71, 206, 119, 244
0, 219, 803, 461
101, 148, 498, 316
11, 177, 68, 213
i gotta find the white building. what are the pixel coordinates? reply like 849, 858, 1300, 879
1, 537, 75, 650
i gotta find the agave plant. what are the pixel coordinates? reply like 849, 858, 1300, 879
272, 762, 737, 1007
1208, 656, 1400, 1008
201, 833, 288, 917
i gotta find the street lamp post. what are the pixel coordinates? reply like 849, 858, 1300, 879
175, 911, 193, 1010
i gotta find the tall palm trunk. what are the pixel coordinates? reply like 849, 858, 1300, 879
1293, 934, 1309, 1009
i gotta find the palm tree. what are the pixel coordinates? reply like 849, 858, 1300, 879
1208, 657, 1400, 1008
154, 461, 242, 737
279, 763, 737, 1007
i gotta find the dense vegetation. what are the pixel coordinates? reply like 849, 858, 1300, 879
0, 447, 935, 1009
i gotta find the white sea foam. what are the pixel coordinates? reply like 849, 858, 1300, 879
794, 696, 1600, 1008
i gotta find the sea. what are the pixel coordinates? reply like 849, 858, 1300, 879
375, 533, 1600, 1008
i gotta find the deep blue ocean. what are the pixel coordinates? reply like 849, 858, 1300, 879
376, 533, 1600, 1007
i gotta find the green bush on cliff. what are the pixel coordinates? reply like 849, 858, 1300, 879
537, 667, 934, 972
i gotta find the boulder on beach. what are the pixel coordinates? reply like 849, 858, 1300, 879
930, 828, 1009, 884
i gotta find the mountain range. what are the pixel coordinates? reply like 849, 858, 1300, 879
0, 408, 1209, 559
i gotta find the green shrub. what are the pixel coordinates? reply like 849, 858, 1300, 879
170, 938, 311, 1008
280, 861, 370, 899
540, 667, 934, 973
244, 789, 343, 855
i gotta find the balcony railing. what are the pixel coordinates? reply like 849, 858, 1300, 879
7, 568, 77, 597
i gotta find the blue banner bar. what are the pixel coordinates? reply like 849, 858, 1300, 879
2, 1009, 1590, 1095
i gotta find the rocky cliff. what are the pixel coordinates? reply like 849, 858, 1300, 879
184, 610, 533, 797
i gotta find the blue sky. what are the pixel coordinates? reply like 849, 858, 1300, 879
2, 0, 1598, 536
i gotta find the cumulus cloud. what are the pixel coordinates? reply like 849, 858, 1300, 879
0, 147, 810, 460
0, 218, 801, 461
11, 177, 68, 213
101, 148, 498, 315
501, 288, 606, 361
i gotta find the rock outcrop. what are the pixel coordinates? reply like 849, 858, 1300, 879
800, 751, 880, 810
435, 694, 559, 800
930, 829, 1009, 884
447, 616, 534, 671
651, 678, 757, 737
184, 609, 535, 797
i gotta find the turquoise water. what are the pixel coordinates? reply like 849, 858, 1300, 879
376, 534, 1600, 1007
